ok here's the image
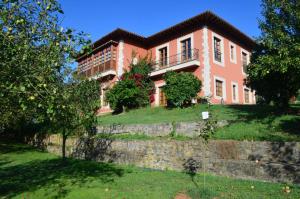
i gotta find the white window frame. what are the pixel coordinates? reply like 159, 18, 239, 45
241, 48, 250, 75
243, 86, 251, 104
155, 43, 170, 68
212, 32, 225, 67
177, 33, 194, 62
229, 42, 237, 63
231, 81, 239, 103
154, 82, 166, 106
214, 76, 226, 100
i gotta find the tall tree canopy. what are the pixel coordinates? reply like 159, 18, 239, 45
0, 0, 99, 149
246, 0, 300, 108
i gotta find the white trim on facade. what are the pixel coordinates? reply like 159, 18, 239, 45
213, 75, 227, 101
229, 42, 237, 64
177, 33, 194, 62
252, 90, 256, 104
202, 27, 211, 97
241, 48, 250, 75
150, 60, 200, 77
154, 82, 166, 106
231, 81, 239, 103
117, 40, 124, 77
212, 32, 225, 67
243, 86, 251, 104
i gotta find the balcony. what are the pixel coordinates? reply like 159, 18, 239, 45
91, 59, 117, 79
150, 48, 200, 77
79, 60, 117, 79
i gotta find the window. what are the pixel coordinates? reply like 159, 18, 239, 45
181, 38, 191, 61
159, 47, 168, 67
230, 44, 236, 62
214, 37, 222, 62
102, 89, 109, 106
232, 84, 237, 101
215, 80, 223, 97
244, 88, 250, 103
242, 52, 248, 73
159, 87, 167, 106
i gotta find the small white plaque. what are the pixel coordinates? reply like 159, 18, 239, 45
202, 111, 209, 120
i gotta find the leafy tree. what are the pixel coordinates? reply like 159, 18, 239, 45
296, 90, 300, 102
0, 0, 101, 160
51, 77, 100, 159
163, 71, 202, 107
246, 0, 300, 108
106, 57, 154, 112
0, 0, 90, 132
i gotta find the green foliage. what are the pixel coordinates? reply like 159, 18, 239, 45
2, 142, 300, 199
99, 104, 300, 142
0, 0, 100, 159
163, 71, 202, 107
106, 57, 154, 112
71, 78, 101, 135
0, 0, 91, 133
50, 77, 100, 158
296, 90, 300, 102
246, 0, 300, 108
170, 121, 176, 137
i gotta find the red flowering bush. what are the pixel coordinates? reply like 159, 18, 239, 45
106, 57, 154, 112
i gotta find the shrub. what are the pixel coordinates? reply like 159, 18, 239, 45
106, 57, 154, 112
163, 71, 202, 107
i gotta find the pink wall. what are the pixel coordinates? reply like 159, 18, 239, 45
207, 28, 254, 104
123, 42, 148, 72
91, 26, 255, 113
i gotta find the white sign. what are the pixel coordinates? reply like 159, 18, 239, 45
202, 111, 209, 120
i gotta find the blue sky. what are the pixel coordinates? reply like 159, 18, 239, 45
59, 0, 262, 42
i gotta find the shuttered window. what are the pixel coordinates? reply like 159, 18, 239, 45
181, 38, 191, 61
159, 47, 168, 67
244, 88, 250, 103
216, 80, 223, 97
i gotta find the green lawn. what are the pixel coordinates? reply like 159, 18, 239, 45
99, 104, 300, 142
1, 142, 299, 199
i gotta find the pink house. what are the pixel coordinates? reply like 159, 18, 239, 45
77, 11, 256, 114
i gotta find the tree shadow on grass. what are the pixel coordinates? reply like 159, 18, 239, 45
279, 117, 300, 136
0, 142, 38, 154
0, 154, 124, 198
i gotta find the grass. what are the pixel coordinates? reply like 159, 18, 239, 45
1, 142, 299, 199
95, 132, 193, 141
99, 104, 300, 142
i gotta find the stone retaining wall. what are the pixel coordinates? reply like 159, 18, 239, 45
43, 135, 300, 184
97, 120, 228, 137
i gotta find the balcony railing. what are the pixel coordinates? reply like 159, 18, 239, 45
93, 59, 116, 74
152, 48, 199, 71
79, 59, 116, 78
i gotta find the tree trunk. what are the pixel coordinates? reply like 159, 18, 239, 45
62, 130, 67, 160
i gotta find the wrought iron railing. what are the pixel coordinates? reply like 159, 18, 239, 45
152, 48, 199, 71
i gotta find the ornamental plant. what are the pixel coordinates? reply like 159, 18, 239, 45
163, 71, 202, 107
106, 56, 154, 112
